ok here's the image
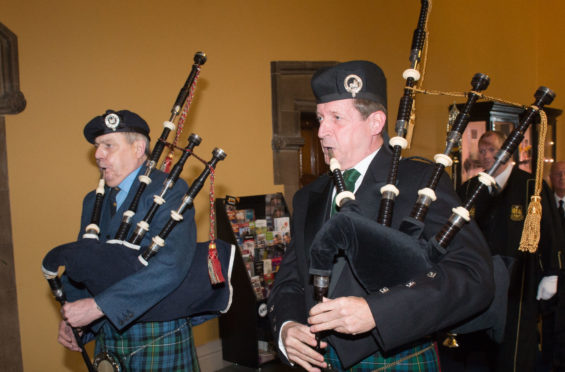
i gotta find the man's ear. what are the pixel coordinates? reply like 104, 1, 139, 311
134, 139, 147, 159
368, 110, 387, 135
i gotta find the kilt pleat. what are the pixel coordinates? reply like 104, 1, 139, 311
324, 341, 440, 372
94, 318, 200, 371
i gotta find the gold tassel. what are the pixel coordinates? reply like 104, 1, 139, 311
518, 108, 547, 254
518, 195, 542, 253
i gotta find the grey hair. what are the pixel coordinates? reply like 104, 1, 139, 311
124, 132, 151, 157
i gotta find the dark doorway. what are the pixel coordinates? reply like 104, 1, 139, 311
299, 111, 328, 187
270, 61, 337, 208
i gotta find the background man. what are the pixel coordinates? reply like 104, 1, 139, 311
550, 161, 565, 228
549, 161, 565, 371
268, 61, 494, 372
453, 130, 559, 371
56, 110, 200, 371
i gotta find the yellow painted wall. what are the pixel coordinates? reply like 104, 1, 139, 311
1, 0, 563, 370
537, 0, 565, 160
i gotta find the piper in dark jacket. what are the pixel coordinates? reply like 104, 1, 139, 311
268, 61, 494, 372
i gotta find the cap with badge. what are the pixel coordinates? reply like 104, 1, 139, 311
83, 109, 151, 144
311, 60, 387, 109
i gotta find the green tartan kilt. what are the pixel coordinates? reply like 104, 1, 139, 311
94, 318, 200, 372
324, 341, 440, 372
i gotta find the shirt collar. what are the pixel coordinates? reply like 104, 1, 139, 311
343, 149, 379, 193
353, 149, 379, 177
494, 163, 513, 189
115, 165, 143, 209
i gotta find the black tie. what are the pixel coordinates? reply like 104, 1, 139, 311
559, 200, 564, 223
491, 182, 501, 196
109, 187, 120, 216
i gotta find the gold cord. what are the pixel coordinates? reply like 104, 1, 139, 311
519, 108, 547, 253
407, 86, 529, 111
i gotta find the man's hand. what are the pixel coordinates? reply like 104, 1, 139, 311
61, 298, 104, 328
281, 321, 328, 372
308, 296, 376, 335
57, 320, 82, 352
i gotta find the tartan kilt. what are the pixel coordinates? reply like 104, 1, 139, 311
94, 318, 200, 372
324, 341, 440, 372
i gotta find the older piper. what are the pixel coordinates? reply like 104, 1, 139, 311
56, 110, 201, 371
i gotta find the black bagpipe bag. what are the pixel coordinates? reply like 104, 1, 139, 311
309, 200, 433, 292
309, 199, 509, 342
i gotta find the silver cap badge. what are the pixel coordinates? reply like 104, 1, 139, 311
344, 74, 363, 97
104, 113, 120, 131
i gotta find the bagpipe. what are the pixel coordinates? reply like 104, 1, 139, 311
308, 0, 556, 348
42, 52, 235, 368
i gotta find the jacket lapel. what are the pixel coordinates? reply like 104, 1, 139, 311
304, 176, 332, 254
